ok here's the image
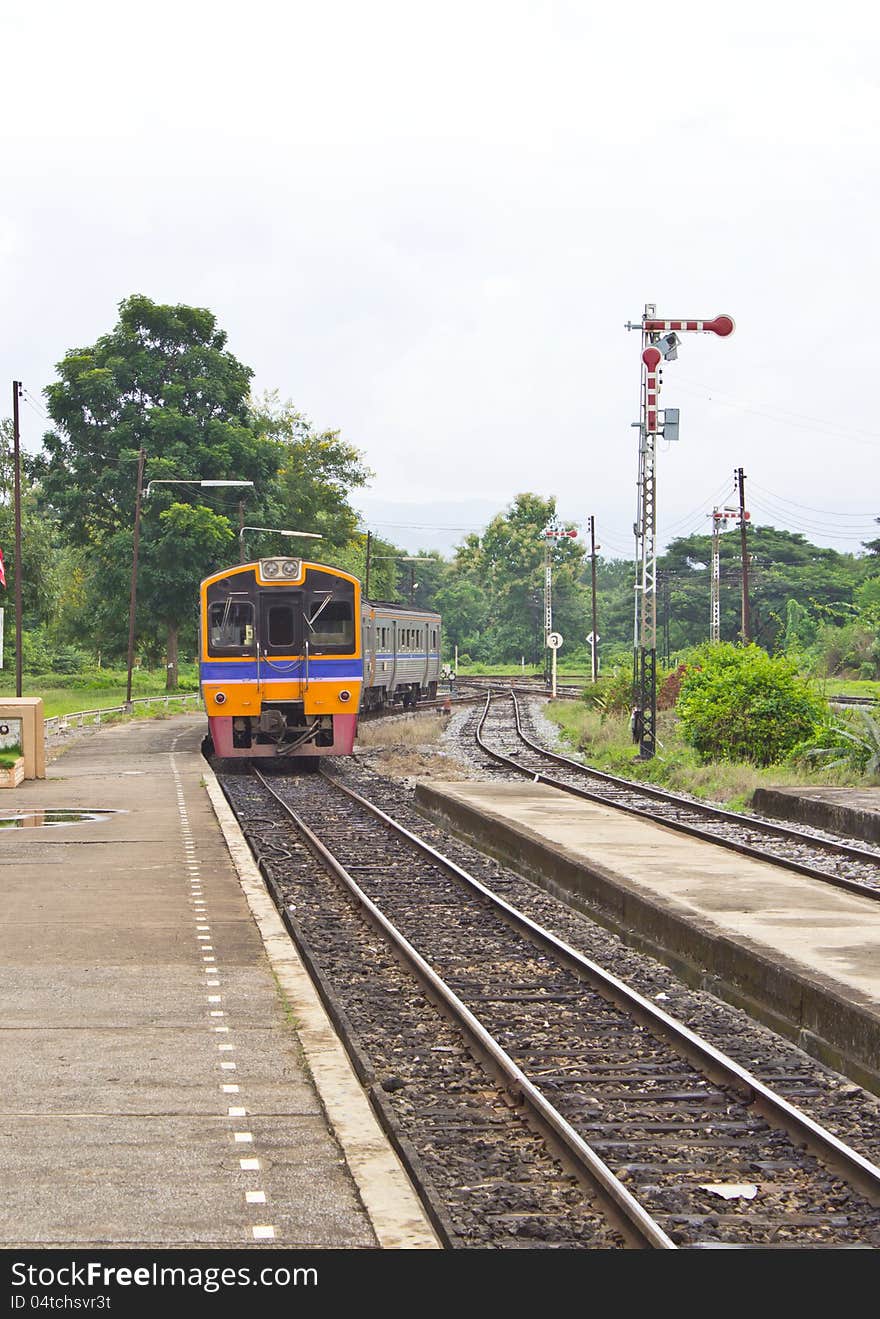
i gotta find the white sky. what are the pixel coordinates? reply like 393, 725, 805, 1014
3, 0, 879, 558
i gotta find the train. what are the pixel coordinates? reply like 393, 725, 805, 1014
199, 554, 442, 758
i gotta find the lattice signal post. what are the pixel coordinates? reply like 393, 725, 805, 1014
710, 506, 748, 643
626, 306, 735, 758
542, 522, 577, 683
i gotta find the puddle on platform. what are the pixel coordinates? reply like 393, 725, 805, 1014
0, 809, 119, 829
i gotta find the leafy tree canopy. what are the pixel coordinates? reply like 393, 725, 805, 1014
38, 294, 278, 543
0, 418, 62, 628
444, 493, 586, 663
657, 525, 865, 655
249, 392, 373, 554
34, 296, 283, 678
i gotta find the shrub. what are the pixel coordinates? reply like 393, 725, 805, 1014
658, 663, 688, 710
583, 665, 634, 716
19, 629, 89, 675
790, 709, 880, 777
676, 643, 824, 766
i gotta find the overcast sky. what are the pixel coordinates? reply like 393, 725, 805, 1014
3, 0, 879, 559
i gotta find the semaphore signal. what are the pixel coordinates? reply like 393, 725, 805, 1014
627, 305, 735, 760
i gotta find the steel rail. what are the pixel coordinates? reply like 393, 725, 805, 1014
313, 766, 880, 1210
512, 690, 880, 857
252, 766, 675, 1250
474, 689, 880, 902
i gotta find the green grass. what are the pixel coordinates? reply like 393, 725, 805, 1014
0, 684, 199, 720
545, 699, 880, 808
822, 678, 880, 700
0, 667, 200, 720
0, 747, 22, 768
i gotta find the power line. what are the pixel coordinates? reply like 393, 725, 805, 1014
673, 375, 879, 447
748, 480, 878, 520
746, 493, 878, 541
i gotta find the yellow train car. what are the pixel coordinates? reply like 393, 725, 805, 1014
200, 556, 362, 758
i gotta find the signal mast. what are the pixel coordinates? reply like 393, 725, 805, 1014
710, 505, 748, 642
626, 306, 735, 758
542, 521, 577, 690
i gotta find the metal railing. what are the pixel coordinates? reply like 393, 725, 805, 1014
44, 692, 203, 736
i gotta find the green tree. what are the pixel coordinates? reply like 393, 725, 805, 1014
658, 525, 862, 655
37, 295, 279, 682
783, 598, 817, 657
0, 418, 62, 638
434, 573, 486, 661
250, 393, 372, 555
676, 642, 824, 765
442, 494, 586, 665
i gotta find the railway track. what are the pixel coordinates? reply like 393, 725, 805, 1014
463, 674, 879, 709
469, 689, 880, 900
218, 763, 880, 1249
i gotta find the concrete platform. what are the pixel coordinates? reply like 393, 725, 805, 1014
752, 785, 880, 846
0, 716, 438, 1250
415, 780, 880, 1096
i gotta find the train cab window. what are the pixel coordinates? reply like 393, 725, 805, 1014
209, 601, 255, 654
306, 597, 354, 651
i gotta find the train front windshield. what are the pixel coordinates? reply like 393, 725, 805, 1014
306, 596, 354, 649
204, 571, 357, 658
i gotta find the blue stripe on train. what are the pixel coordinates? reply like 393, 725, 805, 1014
200, 659, 364, 681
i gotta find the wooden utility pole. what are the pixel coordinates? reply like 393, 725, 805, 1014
737, 467, 751, 644
125, 449, 146, 707
589, 515, 598, 683
12, 382, 22, 697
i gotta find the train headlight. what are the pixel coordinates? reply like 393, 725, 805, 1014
339, 689, 351, 702
214, 692, 227, 705
260, 557, 302, 581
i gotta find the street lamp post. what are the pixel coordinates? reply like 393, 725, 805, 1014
125, 450, 146, 706
126, 476, 255, 709
238, 526, 323, 559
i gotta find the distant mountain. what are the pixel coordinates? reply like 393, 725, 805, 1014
354, 497, 503, 557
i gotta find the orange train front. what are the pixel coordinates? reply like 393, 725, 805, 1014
199, 557, 363, 757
